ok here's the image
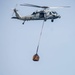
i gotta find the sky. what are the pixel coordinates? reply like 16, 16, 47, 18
0, 0, 75, 75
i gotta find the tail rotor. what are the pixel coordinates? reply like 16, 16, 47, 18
12, 4, 18, 16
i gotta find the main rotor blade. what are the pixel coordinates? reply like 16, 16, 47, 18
20, 3, 70, 9
49, 6, 70, 9
20, 3, 49, 9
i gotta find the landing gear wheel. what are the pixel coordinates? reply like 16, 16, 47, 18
22, 21, 25, 25
51, 19, 54, 22
22, 22, 24, 24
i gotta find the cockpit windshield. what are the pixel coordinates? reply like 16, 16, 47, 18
32, 11, 38, 15
32, 12, 36, 15
52, 11, 58, 14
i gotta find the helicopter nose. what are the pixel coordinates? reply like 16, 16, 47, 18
58, 15, 61, 18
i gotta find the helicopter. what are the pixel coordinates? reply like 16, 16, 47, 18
12, 3, 70, 24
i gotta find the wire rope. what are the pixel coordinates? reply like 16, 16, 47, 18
36, 21, 45, 54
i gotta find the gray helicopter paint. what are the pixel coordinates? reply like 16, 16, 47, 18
12, 9, 61, 22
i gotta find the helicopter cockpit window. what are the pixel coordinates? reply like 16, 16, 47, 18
32, 12, 36, 15
32, 11, 39, 15
52, 11, 57, 15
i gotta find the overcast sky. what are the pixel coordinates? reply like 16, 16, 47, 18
0, 0, 75, 75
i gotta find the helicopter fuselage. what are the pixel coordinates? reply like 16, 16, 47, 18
12, 9, 61, 24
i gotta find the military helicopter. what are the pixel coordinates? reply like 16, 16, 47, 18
12, 3, 70, 24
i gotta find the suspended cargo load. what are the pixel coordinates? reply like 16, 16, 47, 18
32, 53, 40, 61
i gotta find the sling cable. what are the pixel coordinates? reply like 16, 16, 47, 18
33, 21, 45, 61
